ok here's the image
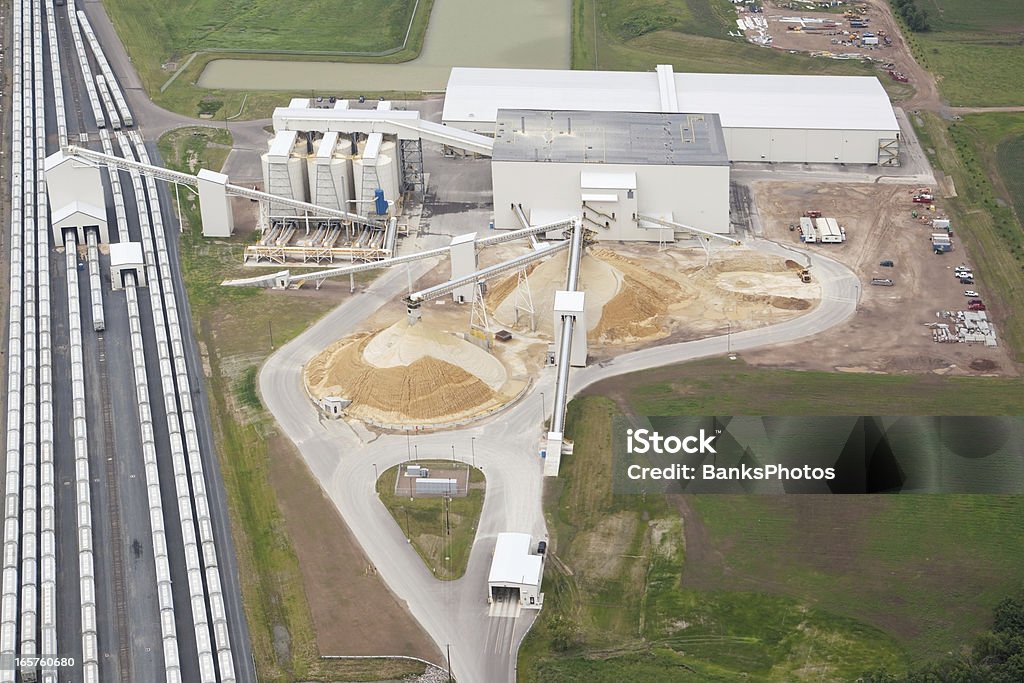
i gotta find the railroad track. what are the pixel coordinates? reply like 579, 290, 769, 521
1, 0, 246, 680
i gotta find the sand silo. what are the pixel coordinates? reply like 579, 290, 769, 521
352, 134, 401, 214
307, 131, 354, 212
261, 130, 310, 215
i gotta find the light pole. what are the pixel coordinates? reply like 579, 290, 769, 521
406, 429, 411, 460
414, 444, 418, 461
726, 320, 731, 355
471, 437, 476, 469
540, 391, 546, 422
451, 443, 456, 463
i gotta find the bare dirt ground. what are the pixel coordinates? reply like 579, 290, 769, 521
749, 0, 945, 113
266, 434, 444, 662
758, 2, 898, 61
746, 181, 1017, 375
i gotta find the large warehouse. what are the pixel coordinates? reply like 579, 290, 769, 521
443, 65, 901, 165
491, 109, 730, 236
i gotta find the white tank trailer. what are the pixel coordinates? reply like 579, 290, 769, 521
261, 129, 310, 215
306, 132, 354, 212
352, 135, 401, 214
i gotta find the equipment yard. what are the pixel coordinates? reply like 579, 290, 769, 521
748, 181, 1015, 375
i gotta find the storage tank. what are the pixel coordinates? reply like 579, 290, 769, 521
307, 132, 354, 212
261, 130, 309, 215
352, 134, 401, 214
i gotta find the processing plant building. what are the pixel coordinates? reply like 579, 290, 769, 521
443, 65, 901, 166
492, 109, 730, 237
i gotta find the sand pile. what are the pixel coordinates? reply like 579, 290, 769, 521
700, 250, 820, 306
589, 249, 686, 343
491, 250, 619, 336
305, 321, 516, 424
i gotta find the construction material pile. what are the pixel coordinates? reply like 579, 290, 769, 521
305, 320, 517, 425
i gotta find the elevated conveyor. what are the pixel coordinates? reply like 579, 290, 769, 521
271, 107, 495, 157
60, 145, 385, 229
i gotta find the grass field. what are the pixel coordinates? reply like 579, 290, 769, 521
159, 128, 426, 681
375, 461, 485, 580
996, 134, 1024, 226
573, 0, 879, 78
895, 0, 1024, 106
107, 0, 434, 118
520, 361, 1024, 680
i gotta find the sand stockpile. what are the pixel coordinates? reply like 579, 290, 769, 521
363, 320, 507, 389
305, 321, 518, 425
490, 250, 620, 336
589, 249, 687, 343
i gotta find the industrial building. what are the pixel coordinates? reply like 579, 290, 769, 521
487, 533, 544, 609
443, 65, 901, 165
491, 109, 730, 236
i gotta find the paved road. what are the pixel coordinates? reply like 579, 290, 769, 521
259, 237, 859, 682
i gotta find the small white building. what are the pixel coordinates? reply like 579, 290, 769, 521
491, 109, 730, 237
488, 532, 543, 609
52, 201, 109, 247
109, 241, 145, 290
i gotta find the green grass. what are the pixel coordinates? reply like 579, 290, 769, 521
522, 360, 1024, 679
996, 134, 1024, 225
375, 460, 485, 581
909, 111, 1024, 359
573, 0, 880, 78
520, 396, 908, 682
106, 0, 435, 118
917, 0, 1024, 32
159, 128, 418, 681
890, 0, 1024, 106
914, 34, 1024, 107
610, 357, 1024, 416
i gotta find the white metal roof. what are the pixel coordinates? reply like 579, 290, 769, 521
488, 533, 543, 587
110, 241, 144, 267
267, 130, 299, 158
443, 66, 898, 132
450, 231, 477, 246
197, 168, 229, 184
553, 290, 586, 314
52, 201, 105, 224
316, 132, 339, 159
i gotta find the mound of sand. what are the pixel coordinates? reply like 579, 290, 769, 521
490, 250, 620, 336
714, 271, 820, 299
589, 249, 687, 343
363, 320, 507, 389
305, 321, 515, 424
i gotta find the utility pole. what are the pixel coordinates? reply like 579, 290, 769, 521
406, 430, 412, 460
446, 644, 452, 682
471, 437, 476, 469
268, 320, 274, 350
